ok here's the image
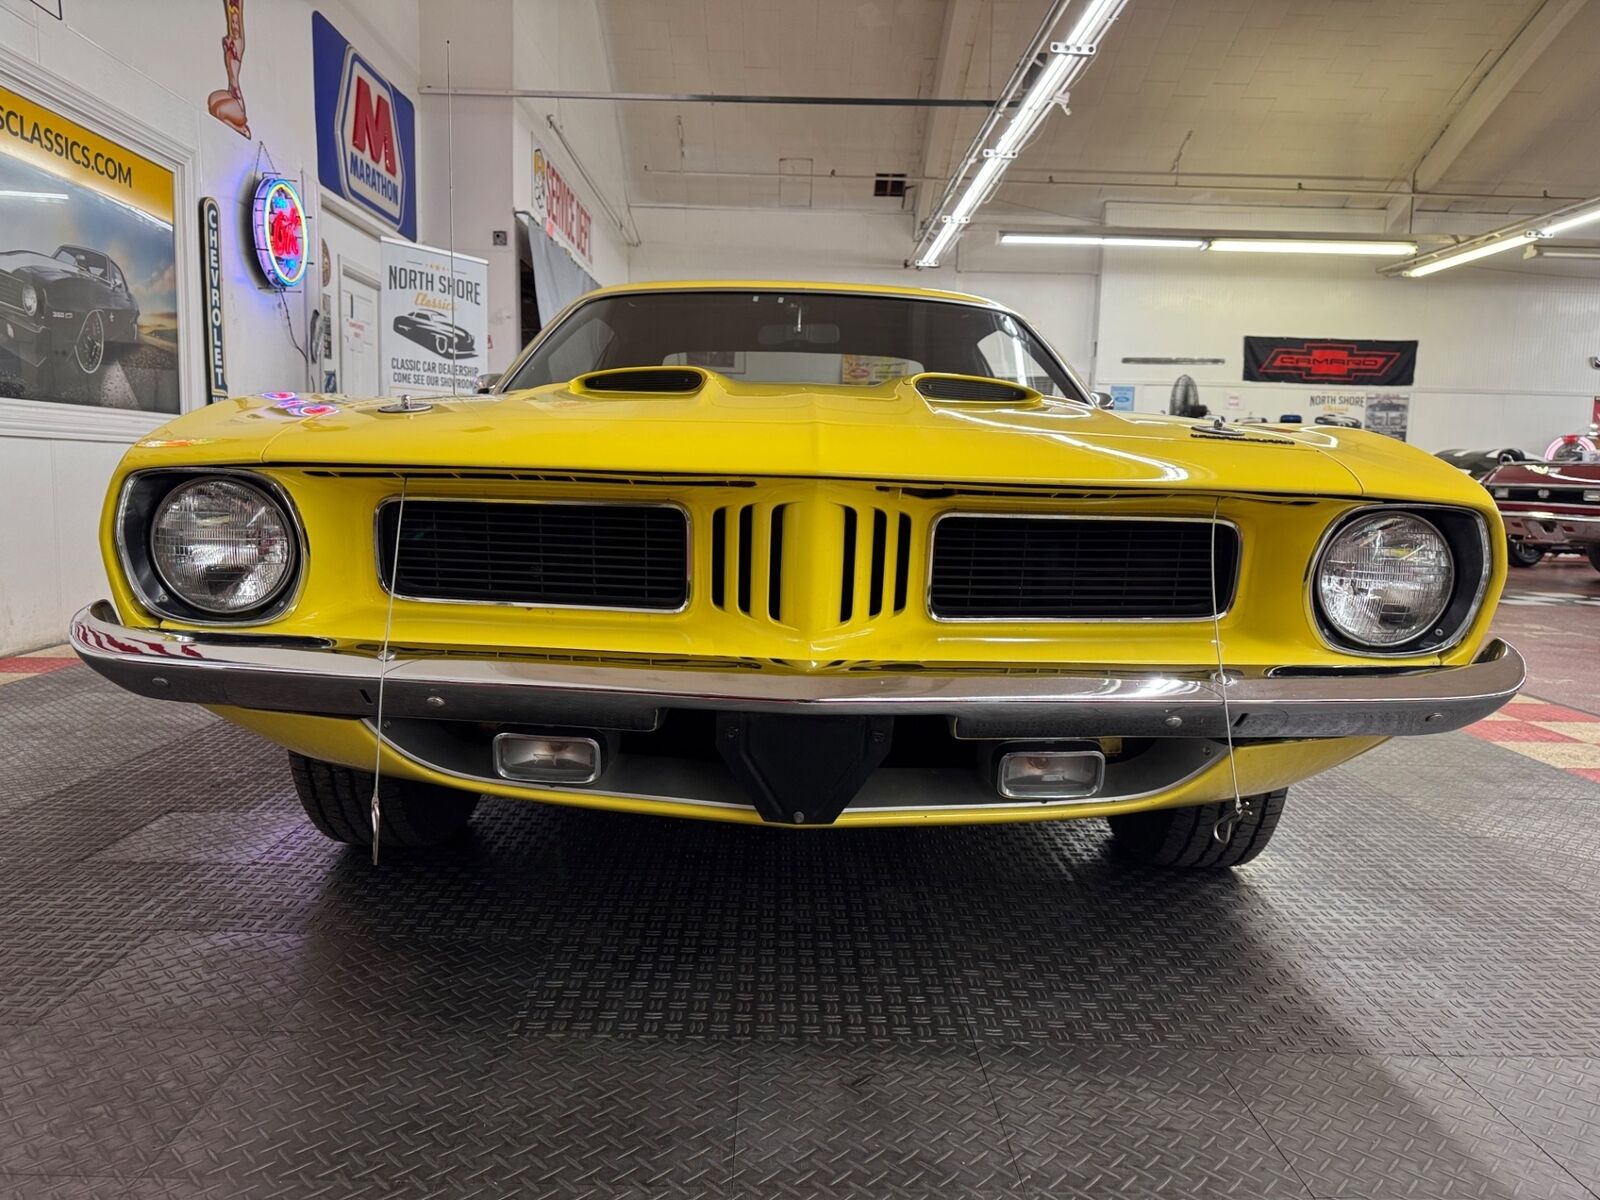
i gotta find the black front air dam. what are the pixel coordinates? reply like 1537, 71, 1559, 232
716, 712, 893, 825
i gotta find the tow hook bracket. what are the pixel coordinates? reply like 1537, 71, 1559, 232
716, 713, 893, 826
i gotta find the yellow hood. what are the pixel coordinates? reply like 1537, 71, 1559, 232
126, 378, 1487, 506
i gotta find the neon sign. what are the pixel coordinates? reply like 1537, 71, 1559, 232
252, 175, 308, 288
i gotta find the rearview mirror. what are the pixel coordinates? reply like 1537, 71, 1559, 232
476, 372, 503, 394
1090, 390, 1116, 409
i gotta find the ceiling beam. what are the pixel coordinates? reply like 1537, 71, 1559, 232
913, 0, 986, 227
1411, 0, 1590, 194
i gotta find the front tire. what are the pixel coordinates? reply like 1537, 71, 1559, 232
74, 310, 105, 376
1107, 789, 1286, 869
1508, 539, 1545, 567
288, 752, 479, 846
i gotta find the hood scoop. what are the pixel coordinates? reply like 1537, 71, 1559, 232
576, 367, 708, 395
914, 373, 1041, 406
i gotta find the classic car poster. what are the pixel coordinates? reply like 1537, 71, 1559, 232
379, 237, 487, 396
0, 83, 179, 412
1308, 391, 1411, 441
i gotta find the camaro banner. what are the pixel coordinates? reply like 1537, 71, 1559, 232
1244, 336, 1418, 387
0, 83, 179, 412
379, 237, 487, 396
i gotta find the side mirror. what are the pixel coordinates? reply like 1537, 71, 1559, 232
476, 372, 503, 395
1089, 390, 1116, 409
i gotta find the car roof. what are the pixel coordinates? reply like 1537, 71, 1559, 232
577, 279, 1013, 312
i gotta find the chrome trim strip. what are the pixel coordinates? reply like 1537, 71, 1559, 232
115, 467, 310, 628
925, 511, 1241, 624
70, 601, 1524, 740
1305, 504, 1490, 659
371, 495, 693, 615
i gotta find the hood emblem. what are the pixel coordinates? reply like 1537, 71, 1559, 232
377, 393, 435, 414
1191, 416, 1294, 446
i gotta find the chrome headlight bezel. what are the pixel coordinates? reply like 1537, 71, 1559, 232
116, 469, 305, 624
21, 283, 39, 316
1309, 504, 1490, 657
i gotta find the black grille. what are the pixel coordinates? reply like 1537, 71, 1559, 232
929, 516, 1239, 620
1500, 486, 1595, 505
0, 273, 27, 312
580, 368, 704, 393
915, 375, 1031, 402
378, 501, 688, 610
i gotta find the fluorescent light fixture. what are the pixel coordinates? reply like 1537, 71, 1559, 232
1402, 236, 1530, 278
912, 0, 1131, 266
1539, 207, 1600, 238
1066, 0, 1128, 45
1525, 244, 1600, 260
1209, 238, 1417, 256
0, 190, 68, 202
999, 232, 1205, 248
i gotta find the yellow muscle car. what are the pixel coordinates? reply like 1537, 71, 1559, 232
71, 281, 1524, 869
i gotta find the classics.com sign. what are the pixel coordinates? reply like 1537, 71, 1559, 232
312, 12, 417, 239
0, 82, 172, 222
532, 142, 592, 267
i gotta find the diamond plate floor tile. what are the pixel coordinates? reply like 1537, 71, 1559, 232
0, 1024, 252, 1177
0, 1174, 129, 1200
154, 1024, 514, 1190
0, 668, 218, 816
980, 1044, 1308, 1199
1224, 1053, 1594, 1199
1439, 1056, 1600, 1193
470, 1034, 740, 1196
0, 927, 146, 1023
90, 811, 306, 864
731, 1039, 1018, 1196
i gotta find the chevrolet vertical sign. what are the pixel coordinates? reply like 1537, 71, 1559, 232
1244, 336, 1418, 386
198, 197, 228, 402
312, 12, 417, 239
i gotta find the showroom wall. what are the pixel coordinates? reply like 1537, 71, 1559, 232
630, 203, 1600, 455
0, 0, 424, 654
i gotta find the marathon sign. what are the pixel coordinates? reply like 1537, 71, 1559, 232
312, 12, 417, 239
1244, 336, 1417, 387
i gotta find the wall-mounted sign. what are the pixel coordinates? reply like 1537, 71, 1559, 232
198, 197, 228, 401
0, 81, 179, 413
1108, 385, 1135, 411
532, 140, 592, 267
379, 237, 487, 396
1308, 391, 1411, 442
313, 11, 416, 239
1244, 336, 1417, 387
251, 176, 308, 289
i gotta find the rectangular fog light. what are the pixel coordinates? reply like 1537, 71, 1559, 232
493, 732, 602, 785
996, 747, 1106, 801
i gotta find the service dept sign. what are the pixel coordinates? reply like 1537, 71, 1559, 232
379, 237, 487, 397
312, 12, 417, 239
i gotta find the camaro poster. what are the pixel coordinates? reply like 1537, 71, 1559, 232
0, 83, 179, 413
379, 237, 487, 396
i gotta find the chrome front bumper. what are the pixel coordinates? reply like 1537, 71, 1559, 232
1501, 510, 1600, 547
70, 601, 1524, 741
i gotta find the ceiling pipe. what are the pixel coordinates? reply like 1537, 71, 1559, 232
419, 85, 998, 108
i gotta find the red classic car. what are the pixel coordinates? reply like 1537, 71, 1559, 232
1481, 458, 1600, 570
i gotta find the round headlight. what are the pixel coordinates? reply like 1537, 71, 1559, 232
149, 478, 296, 615
21, 284, 38, 316
1316, 511, 1454, 649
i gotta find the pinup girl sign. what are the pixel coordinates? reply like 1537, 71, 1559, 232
207, 0, 250, 139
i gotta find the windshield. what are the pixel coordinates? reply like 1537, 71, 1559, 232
503, 290, 1086, 400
